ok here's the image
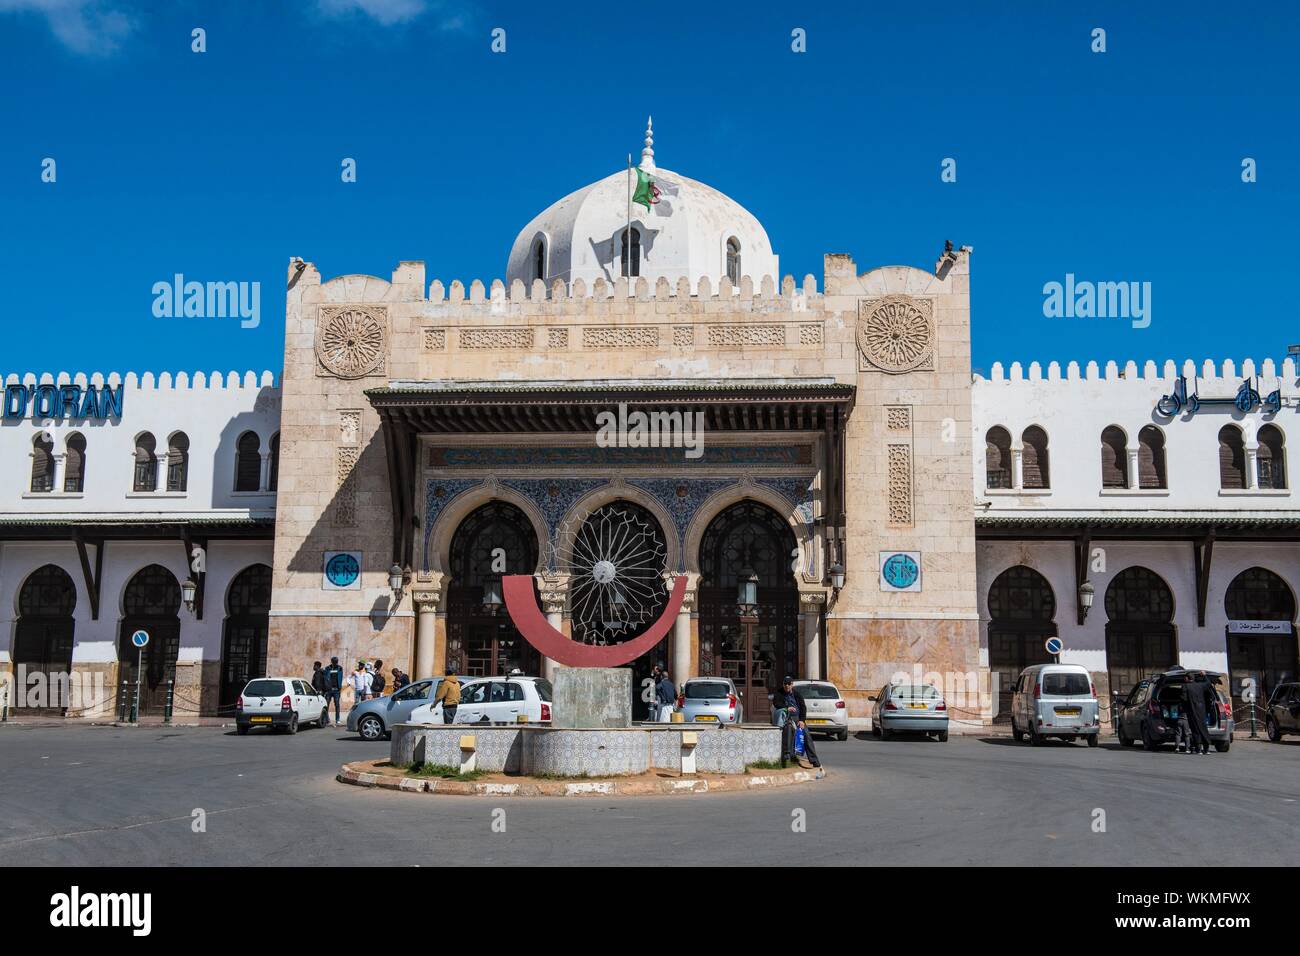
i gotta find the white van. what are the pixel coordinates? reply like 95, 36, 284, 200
1010, 663, 1100, 746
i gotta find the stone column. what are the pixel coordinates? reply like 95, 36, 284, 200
1010, 445, 1024, 490
411, 574, 445, 680
799, 591, 828, 680
672, 589, 695, 681
538, 573, 570, 681
1125, 447, 1140, 489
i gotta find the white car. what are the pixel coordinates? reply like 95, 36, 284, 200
235, 677, 327, 735
792, 680, 850, 740
410, 675, 553, 725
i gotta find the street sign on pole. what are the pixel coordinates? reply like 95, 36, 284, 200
1045, 636, 1063, 657
130, 630, 149, 724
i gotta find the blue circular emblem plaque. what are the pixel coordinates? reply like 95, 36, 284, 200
881, 553, 919, 590
325, 552, 360, 588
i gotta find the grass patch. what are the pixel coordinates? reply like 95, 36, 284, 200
531, 770, 601, 780
405, 762, 488, 781
745, 760, 785, 773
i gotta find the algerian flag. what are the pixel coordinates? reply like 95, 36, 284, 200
632, 167, 680, 214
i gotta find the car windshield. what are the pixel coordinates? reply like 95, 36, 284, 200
796, 683, 840, 699
1041, 673, 1090, 696
685, 682, 732, 699
894, 685, 938, 699
243, 679, 284, 697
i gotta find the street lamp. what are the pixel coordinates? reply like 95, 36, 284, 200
181, 578, 197, 614
737, 565, 759, 619
388, 563, 411, 601
829, 562, 845, 591
481, 577, 503, 616
1078, 580, 1095, 622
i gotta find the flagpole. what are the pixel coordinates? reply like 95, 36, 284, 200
626, 152, 632, 280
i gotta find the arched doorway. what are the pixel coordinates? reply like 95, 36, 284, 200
698, 500, 799, 723
220, 564, 273, 713
1225, 567, 1298, 711
564, 500, 669, 719
447, 501, 541, 678
13, 565, 77, 713
1104, 567, 1177, 704
117, 564, 182, 717
987, 566, 1056, 720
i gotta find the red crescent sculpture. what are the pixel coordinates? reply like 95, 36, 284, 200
502, 574, 686, 668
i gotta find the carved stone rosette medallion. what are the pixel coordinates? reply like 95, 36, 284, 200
316, 306, 387, 378
857, 295, 935, 373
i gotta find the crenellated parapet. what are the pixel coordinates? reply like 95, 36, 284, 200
977, 357, 1297, 386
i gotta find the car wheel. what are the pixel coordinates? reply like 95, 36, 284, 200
1087, 733, 1099, 748
1266, 717, 1281, 743
1118, 725, 1133, 746
837, 731, 849, 742
285, 714, 298, 735
880, 725, 891, 740
358, 714, 385, 741
1214, 739, 1231, 753
1030, 726, 1043, 747
938, 730, 949, 742
871, 723, 880, 737
236, 725, 249, 736
1141, 723, 1158, 751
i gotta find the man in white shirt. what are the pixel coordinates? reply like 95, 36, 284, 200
349, 662, 373, 708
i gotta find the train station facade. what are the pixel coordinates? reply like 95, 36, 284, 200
2, 129, 1296, 727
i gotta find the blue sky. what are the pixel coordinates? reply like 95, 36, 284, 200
1, 0, 1296, 378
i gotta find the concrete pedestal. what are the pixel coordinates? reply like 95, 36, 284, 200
552, 667, 632, 729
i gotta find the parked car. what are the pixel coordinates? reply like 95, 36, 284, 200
410, 675, 553, 725
792, 679, 849, 740
347, 677, 444, 741
1011, 663, 1100, 746
235, 677, 327, 735
677, 677, 742, 725
1265, 682, 1300, 742
870, 682, 949, 741
1114, 668, 1234, 752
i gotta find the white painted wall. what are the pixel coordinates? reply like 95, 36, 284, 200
973, 358, 1298, 514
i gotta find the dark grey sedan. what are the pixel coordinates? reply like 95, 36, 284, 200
347, 678, 442, 740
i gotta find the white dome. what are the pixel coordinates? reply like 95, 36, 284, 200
506, 121, 778, 290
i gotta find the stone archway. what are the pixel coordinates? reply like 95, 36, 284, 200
12, 565, 77, 714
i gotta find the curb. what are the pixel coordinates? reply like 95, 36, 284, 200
336, 762, 821, 796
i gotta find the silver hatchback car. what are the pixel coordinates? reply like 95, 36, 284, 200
347, 677, 443, 741
677, 677, 743, 725
870, 682, 949, 741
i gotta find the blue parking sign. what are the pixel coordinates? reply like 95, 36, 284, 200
131, 629, 150, 648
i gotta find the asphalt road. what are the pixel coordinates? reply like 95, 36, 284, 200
1, 723, 1296, 866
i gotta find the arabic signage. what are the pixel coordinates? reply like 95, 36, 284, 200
1156, 376, 1280, 418
1226, 619, 1292, 635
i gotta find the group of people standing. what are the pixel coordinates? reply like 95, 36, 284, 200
309, 657, 411, 727
1175, 674, 1219, 755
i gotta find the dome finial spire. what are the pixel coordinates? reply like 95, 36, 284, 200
640, 115, 655, 172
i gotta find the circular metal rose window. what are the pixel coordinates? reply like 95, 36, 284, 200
317, 308, 385, 378
559, 502, 668, 644
858, 296, 934, 372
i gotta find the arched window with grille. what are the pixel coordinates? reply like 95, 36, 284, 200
133, 432, 158, 492
1104, 565, 1177, 701
1225, 567, 1298, 709
985, 426, 1012, 489
1137, 425, 1166, 489
268, 433, 280, 492
1101, 425, 1128, 488
167, 432, 189, 492
1257, 424, 1286, 490
63, 433, 86, 493
725, 237, 741, 285
1218, 424, 1246, 490
620, 227, 641, 278
30, 433, 55, 493
532, 238, 545, 283
1022, 426, 1050, 489
234, 431, 261, 492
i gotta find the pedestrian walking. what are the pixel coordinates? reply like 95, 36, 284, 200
656, 669, 676, 722
349, 661, 373, 708
1184, 674, 1212, 755
322, 656, 345, 726
433, 666, 461, 723
370, 659, 387, 697
391, 667, 410, 691
647, 663, 663, 721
